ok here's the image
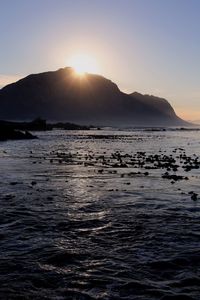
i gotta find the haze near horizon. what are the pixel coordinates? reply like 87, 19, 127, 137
0, 0, 200, 120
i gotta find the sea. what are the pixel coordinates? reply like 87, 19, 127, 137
0, 129, 200, 299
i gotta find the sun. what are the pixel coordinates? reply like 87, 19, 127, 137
68, 54, 99, 75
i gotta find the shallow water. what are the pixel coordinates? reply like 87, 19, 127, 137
0, 129, 200, 299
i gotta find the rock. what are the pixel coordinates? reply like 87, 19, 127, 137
191, 193, 198, 201
31, 181, 37, 186
0, 124, 37, 141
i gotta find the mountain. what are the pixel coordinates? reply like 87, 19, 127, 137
0, 67, 190, 126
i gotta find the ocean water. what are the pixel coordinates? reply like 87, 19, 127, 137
0, 129, 200, 299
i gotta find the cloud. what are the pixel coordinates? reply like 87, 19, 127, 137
0, 74, 22, 88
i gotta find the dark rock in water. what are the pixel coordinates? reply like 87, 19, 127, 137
10, 182, 20, 185
0, 125, 37, 141
162, 172, 187, 181
31, 181, 37, 186
189, 191, 198, 201
191, 194, 198, 201
0, 67, 191, 127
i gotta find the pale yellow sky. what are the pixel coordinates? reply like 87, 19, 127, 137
0, 74, 22, 87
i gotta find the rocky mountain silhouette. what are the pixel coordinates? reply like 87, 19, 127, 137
0, 67, 190, 126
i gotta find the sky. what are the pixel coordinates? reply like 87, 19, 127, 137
0, 0, 200, 120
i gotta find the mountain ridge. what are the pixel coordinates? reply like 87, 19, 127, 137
0, 67, 190, 127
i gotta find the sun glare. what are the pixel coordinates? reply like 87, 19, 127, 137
68, 54, 99, 75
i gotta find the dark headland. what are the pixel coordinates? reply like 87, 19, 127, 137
0, 67, 191, 127
0, 121, 37, 141
0, 118, 91, 141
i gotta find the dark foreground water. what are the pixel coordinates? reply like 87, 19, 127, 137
0, 129, 200, 299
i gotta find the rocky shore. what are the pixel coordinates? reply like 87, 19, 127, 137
0, 126, 37, 141
0, 118, 93, 141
